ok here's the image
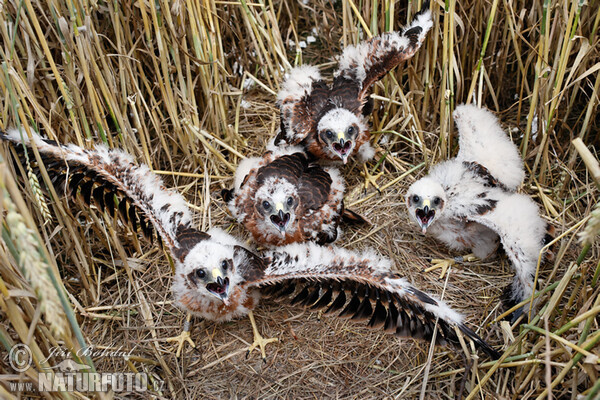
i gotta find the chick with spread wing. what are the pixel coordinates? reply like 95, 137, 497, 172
2, 129, 499, 361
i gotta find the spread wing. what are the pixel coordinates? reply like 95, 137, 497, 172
1, 129, 208, 261
275, 65, 326, 146
465, 190, 549, 321
334, 2, 432, 105
454, 104, 525, 191
245, 242, 499, 358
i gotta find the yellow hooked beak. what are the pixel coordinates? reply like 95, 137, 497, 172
212, 268, 223, 280
275, 202, 284, 212
209, 268, 229, 305
422, 199, 431, 209
337, 131, 345, 140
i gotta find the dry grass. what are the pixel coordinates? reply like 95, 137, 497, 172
0, 0, 599, 398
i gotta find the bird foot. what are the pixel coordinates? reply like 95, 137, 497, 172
360, 164, 383, 195
166, 315, 195, 357
425, 259, 455, 279
166, 330, 195, 357
246, 311, 278, 361
246, 332, 279, 362
426, 254, 478, 279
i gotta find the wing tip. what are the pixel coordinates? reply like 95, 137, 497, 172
403, 1, 433, 44
221, 188, 234, 203
341, 208, 370, 226
0, 128, 25, 144
458, 323, 502, 360
418, 0, 431, 15
414, 0, 433, 27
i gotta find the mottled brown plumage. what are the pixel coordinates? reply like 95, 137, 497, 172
274, 3, 432, 164
224, 150, 364, 246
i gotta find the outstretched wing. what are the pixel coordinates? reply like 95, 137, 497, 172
245, 242, 499, 358
466, 190, 548, 321
1, 129, 208, 261
454, 104, 525, 191
275, 65, 326, 146
334, 2, 432, 105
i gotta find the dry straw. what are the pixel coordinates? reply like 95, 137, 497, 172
0, 0, 598, 398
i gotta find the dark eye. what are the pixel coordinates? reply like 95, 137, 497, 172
221, 260, 228, 271
347, 126, 354, 135
412, 195, 420, 203
433, 197, 441, 206
195, 269, 206, 279
287, 196, 294, 206
262, 201, 271, 210
325, 130, 333, 139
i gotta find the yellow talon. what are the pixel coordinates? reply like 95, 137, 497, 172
426, 254, 478, 279
360, 164, 384, 194
246, 311, 278, 361
426, 259, 455, 279
166, 314, 196, 357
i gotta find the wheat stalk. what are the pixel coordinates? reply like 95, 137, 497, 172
2, 189, 67, 338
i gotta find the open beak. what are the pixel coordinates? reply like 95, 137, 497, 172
206, 268, 230, 304
332, 132, 353, 164
270, 203, 290, 236
415, 200, 435, 234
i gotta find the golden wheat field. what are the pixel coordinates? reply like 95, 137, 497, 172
0, 0, 599, 398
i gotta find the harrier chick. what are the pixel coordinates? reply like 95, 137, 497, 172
405, 105, 554, 322
223, 150, 365, 247
273, 2, 433, 167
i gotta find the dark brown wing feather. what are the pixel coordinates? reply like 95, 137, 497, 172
1, 130, 204, 260
329, 77, 367, 115
256, 152, 307, 186
298, 165, 332, 211
172, 226, 211, 261
234, 245, 269, 283
245, 250, 499, 359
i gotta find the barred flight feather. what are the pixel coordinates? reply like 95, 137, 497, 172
0, 129, 199, 257
247, 242, 500, 359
